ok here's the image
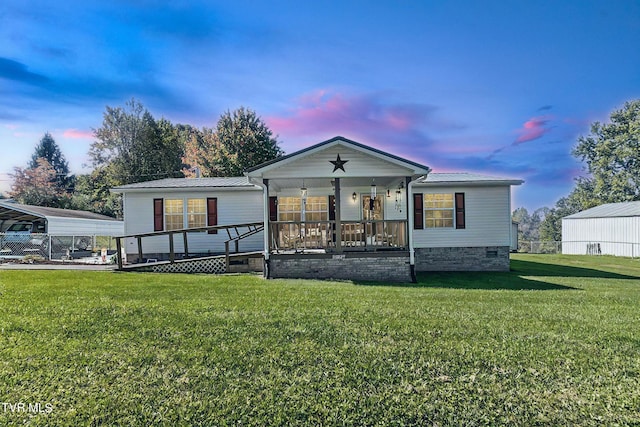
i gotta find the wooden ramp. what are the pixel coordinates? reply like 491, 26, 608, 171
119, 251, 264, 274
115, 222, 264, 274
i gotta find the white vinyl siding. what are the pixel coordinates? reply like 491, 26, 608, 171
562, 217, 640, 257
122, 189, 263, 255
412, 186, 511, 248
46, 217, 123, 236
262, 145, 418, 179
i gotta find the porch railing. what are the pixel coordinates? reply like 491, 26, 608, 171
269, 220, 407, 252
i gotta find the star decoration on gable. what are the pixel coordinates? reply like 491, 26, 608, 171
329, 154, 349, 172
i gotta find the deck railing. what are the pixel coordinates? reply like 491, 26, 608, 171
269, 220, 407, 252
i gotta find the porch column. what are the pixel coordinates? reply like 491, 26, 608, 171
407, 176, 417, 282
262, 179, 270, 261
334, 177, 342, 252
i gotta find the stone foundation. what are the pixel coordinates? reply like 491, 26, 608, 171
268, 252, 412, 282
415, 246, 510, 272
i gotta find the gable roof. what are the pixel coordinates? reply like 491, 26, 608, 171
0, 201, 119, 222
563, 201, 640, 219
415, 173, 524, 186
111, 177, 260, 193
246, 136, 431, 176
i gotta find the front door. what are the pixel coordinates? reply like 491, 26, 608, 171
362, 196, 383, 246
362, 195, 383, 220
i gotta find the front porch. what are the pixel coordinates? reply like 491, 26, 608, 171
246, 136, 432, 283
267, 219, 411, 282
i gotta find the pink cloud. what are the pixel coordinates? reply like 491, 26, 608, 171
267, 91, 436, 137
515, 116, 552, 144
264, 89, 457, 157
63, 128, 93, 139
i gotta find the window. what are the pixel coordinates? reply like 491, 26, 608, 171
155, 198, 216, 231
278, 197, 301, 221
187, 198, 206, 228
305, 196, 328, 221
164, 199, 184, 231
424, 194, 454, 228
277, 196, 328, 222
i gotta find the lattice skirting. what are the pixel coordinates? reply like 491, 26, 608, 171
151, 257, 227, 274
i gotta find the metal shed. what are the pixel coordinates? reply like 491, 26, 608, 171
0, 201, 123, 235
562, 202, 640, 257
0, 201, 124, 259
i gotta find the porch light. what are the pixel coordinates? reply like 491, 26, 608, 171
352, 192, 357, 201
300, 187, 308, 200
370, 184, 377, 199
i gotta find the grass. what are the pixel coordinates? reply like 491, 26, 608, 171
0, 254, 639, 425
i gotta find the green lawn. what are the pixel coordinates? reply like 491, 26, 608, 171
0, 254, 639, 426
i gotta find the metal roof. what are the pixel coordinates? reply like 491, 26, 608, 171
416, 173, 523, 185
0, 201, 120, 222
564, 201, 640, 219
111, 177, 260, 192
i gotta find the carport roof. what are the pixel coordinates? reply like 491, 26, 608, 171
0, 201, 119, 222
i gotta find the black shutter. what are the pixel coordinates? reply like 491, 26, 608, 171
455, 192, 465, 229
207, 198, 218, 234
413, 193, 423, 229
153, 199, 164, 231
269, 197, 278, 222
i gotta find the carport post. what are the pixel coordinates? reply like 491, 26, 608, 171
48, 235, 52, 260
116, 238, 123, 269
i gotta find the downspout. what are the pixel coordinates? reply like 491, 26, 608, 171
407, 178, 416, 282
408, 174, 428, 283
251, 177, 271, 278
507, 187, 513, 256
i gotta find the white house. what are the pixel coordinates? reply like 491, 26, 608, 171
562, 201, 640, 257
112, 136, 523, 281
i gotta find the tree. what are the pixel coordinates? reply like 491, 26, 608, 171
215, 107, 284, 176
184, 107, 284, 177
10, 158, 71, 207
181, 126, 219, 177
537, 100, 640, 241
90, 98, 185, 186
84, 99, 185, 217
70, 170, 122, 218
29, 132, 71, 190
512, 206, 549, 250
539, 178, 597, 242
573, 99, 640, 203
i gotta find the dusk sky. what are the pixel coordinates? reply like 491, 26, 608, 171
1, 0, 639, 210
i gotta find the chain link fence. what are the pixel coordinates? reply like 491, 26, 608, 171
517, 240, 640, 257
516, 241, 562, 254
0, 233, 118, 262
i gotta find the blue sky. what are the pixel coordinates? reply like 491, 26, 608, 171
1, 0, 639, 210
